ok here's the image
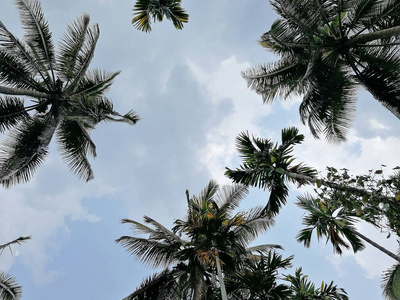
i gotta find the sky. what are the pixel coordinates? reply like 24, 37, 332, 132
0, 0, 399, 299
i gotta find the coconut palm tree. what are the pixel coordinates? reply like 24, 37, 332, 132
225, 127, 317, 217
284, 268, 349, 299
0, 0, 139, 187
132, 0, 189, 33
243, 0, 400, 142
296, 195, 400, 262
225, 250, 293, 299
116, 181, 277, 300
0, 236, 31, 300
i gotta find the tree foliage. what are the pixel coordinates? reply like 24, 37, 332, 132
243, 0, 400, 141
0, 0, 139, 187
132, 0, 189, 33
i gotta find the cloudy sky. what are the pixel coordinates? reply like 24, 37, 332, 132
0, 0, 399, 299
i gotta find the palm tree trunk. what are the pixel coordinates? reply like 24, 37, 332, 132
348, 25, 400, 46
215, 249, 228, 300
354, 231, 400, 262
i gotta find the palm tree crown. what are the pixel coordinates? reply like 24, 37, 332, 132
243, 0, 400, 142
0, 0, 139, 187
132, 0, 189, 33
116, 181, 277, 299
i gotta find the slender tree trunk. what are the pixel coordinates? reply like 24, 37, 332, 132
348, 25, 400, 46
215, 249, 228, 300
354, 231, 400, 262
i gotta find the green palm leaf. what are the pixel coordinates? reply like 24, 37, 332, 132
132, 0, 188, 33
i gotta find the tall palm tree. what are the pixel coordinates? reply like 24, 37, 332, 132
296, 195, 400, 262
132, 0, 189, 33
243, 0, 400, 142
0, 236, 31, 300
284, 268, 349, 300
225, 127, 317, 217
116, 181, 277, 300
0, 0, 139, 187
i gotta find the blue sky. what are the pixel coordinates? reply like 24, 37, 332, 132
0, 0, 399, 299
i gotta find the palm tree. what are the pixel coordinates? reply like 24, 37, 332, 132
284, 268, 348, 300
225, 127, 317, 217
225, 250, 293, 299
116, 181, 277, 300
132, 0, 189, 33
0, 236, 31, 300
243, 0, 400, 142
296, 195, 400, 262
0, 0, 139, 187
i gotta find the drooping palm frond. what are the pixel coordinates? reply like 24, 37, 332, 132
382, 262, 400, 300
122, 269, 179, 300
0, 115, 59, 187
0, 271, 22, 300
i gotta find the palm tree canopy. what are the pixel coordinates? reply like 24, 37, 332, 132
285, 268, 349, 299
225, 127, 317, 217
117, 181, 277, 299
0, 0, 139, 187
243, 0, 400, 142
296, 194, 365, 255
132, 0, 189, 33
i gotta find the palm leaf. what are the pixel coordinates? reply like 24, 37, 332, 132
57, 14, 91, 82
382, 263, 400, 300
0, 114, 58, 187
14, 0, 55, 87
61, 19, 100, 94
0, 97, 29, 133
0, 271, 22, 300
0, 236, 31, 255
56, 118, 95, 182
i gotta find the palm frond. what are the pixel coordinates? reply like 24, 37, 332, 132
61, 20, 100, 94
72, 69, 120, 98
116, 236, 179, 268
382, 263, 400, 300
0, 236, 31, 255
57, 14, 91, 82
0, 114, 58, 187
123, 268, 178, 300
56, 118, 95, 182
14, 0, 55, 87
0, 271, 22, 300
0, 96, 29, 133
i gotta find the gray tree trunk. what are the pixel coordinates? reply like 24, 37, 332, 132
215, 249, 228, 300
348, 25, 400, 46
354, 231, 400, 262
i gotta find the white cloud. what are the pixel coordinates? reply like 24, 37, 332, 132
187, 56, 273, 183
368, 118, 391, 131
